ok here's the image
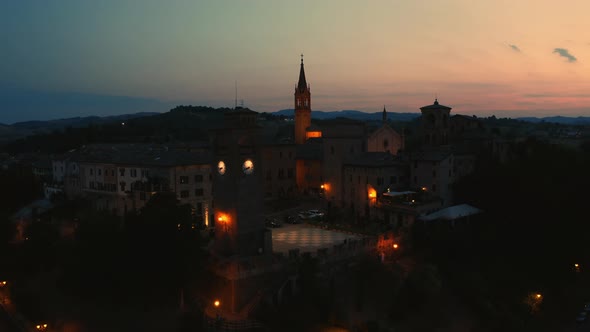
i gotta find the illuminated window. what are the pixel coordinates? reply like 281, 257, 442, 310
307, 131, 320, 138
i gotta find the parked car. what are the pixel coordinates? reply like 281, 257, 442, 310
298, 211, 312, 220
307, 209, 325, 218
265, 218, 282, 228
285, 215, 298, 224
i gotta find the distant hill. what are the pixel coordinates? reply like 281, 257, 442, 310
274, 109, 590, 125
0, 112, 160, 143
11, 112, 160, 130
0, 85, 172, 124
274, 109, 421, 122
516, 116, 590, 125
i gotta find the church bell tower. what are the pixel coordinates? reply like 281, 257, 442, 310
294, 55, 311, 144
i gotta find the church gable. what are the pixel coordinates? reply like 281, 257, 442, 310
367, 124, 403, 155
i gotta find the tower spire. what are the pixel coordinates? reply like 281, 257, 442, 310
297, 54, 308, 92
294, 55, 311, 145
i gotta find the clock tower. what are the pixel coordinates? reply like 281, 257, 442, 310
212, 108, 271, 257
294, 55, 311, 144
208, 108, 273, 316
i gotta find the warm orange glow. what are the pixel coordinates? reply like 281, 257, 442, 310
368, 188, 377, 199
575, 263, 579, 268
0, 281, 6, 286
421, 186, 427, 191
214, 300, 220, 307
217, 213, 230, 231
320, 184, 324, 189
322, 183, 330, 191
306, 131, 322, 139
393, 243, 399, 249
535, 293, 542, 299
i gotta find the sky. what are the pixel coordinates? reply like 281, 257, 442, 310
2, 0, 590, 123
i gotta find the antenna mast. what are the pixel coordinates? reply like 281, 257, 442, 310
235, 80, 238, 109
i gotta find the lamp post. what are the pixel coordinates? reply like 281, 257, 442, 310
214, 299, 222, 331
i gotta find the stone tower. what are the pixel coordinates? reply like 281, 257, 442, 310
294, 56, 311, 144
420, 99, 451, 146
212, 109, 271, 257
209, 109, 274, 315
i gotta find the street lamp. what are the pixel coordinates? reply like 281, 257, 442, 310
0, 281, 6, 287
36, 323, 48, 331
214, 300, 220, 308
393, 243, 399, 250
535, 293, 542, 300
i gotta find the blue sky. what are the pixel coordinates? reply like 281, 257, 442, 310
2, 1, 590, 123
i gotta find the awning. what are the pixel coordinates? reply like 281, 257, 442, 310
420, 204, 482, 221
382, 191, 416, 197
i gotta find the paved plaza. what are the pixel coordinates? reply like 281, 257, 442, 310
271, 223, 364, 255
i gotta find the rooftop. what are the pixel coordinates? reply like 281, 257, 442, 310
344, 152, 404, 167
420, 99, 452, 111
411, 149, 452, 161
63, 144, 211, 167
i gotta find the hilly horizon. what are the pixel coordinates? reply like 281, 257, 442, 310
3, 107, 590, 131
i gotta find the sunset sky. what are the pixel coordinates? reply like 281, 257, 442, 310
2, 0, 590, 123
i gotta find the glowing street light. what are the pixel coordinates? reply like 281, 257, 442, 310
535, 293, 542, 300
36, 323, 48, 331
0, 281, 6, 287
393, 243, 399, 250
214, 300, 220, 308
